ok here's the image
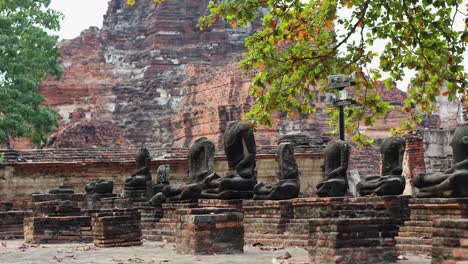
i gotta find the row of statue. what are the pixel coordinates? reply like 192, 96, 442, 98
85, 121, 468, 201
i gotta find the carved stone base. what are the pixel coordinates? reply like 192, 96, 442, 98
396, 198, 468, 256
175, 208, 243, 254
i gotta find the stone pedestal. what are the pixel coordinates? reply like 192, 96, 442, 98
92, 209, 142, 247
24, 216, 92, 243
0, 211, 32, 239
396, 198, 468, 256
152, 202, 198, 242
307, 218, 398, 264
242, 200, 296, 246
431, 219, 468, 264
175, 208, 243, 255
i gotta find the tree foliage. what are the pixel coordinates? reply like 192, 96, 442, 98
0, 0, 62, 146
132, 0, 467, 145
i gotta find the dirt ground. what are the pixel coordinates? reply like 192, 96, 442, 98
0, 240, 431, 264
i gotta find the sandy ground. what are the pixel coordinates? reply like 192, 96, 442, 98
0, 240, 430, 264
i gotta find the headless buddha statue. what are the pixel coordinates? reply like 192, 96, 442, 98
124, 148, 152, 191
85, 180, 114, 195
150, 137, 217, 203
357, 137, 406, 196
316, 140, 350, 197
254, 143, 300, 200
413, 124, 468, 198
202, 121, 257, 199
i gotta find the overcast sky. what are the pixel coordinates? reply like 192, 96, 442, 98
50, 0, 467, 91
50, 0, 109, 40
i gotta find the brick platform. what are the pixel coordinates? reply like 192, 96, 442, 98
396, 198, 468, 256
32, 200, 81, 217
83, 194, 118, 210
198, 199, 243, 210
31, 194, 85, 208
139, 205, 163, 241
280, 196, 409, 247
242, 200, 296, 246
0, 210, 32, 239
307, 218, 398, 264
24, 216, 92, 243
175, 207, 243, 255
24, 195, 92, 244
431, 219, 468, 264
91, 209, 142, 247
151, 202, 198, 242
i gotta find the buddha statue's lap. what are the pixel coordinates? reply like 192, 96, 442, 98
200, 121, 257, 199
357, 137, 406, 196
253, 143, 300, 200
124, 148, 152, 191
316, 140, 350, 197
150, 137, 216, 203
414, 123, 468, 198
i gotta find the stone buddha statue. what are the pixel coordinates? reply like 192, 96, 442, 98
85, 180, 114, 195
254, 143, 300, 200
147, 164, 171, 199
413, 124, 468, 198
150, 137, 217, 203
357, 137, 406, 196
316, 140, 350, 197
202, 121, 257, 199
124, 148, 152, 191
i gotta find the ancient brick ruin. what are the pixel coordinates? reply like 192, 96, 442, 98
0, 1, 467, 264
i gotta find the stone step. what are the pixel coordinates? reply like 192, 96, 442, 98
396, 244, 432, 255
395, 236, 432, 245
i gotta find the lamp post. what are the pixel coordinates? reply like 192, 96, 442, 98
325, 75, 357, 141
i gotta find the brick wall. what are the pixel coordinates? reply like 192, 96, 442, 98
0, 151, 323, 208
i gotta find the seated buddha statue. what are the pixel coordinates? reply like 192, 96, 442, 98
357, 137, 406, 196
254, 143, 300, 200
150, 137, 218, 204
413, 124, 468, 198
316, 140, 350, 197
201, 121, 257, 200
124, 148, 152, 191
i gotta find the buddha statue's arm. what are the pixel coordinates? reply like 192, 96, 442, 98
445, 159, 468, 174
326, 143, 350, 178
132, 158, 151, 176
236, 127, 256, 172
393, 143, 405, 175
